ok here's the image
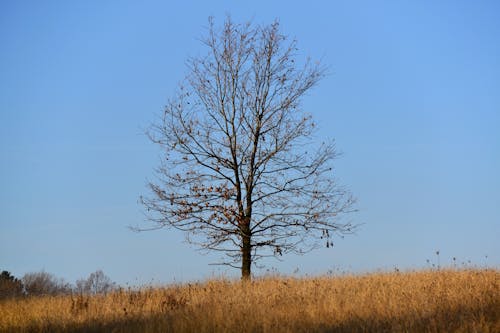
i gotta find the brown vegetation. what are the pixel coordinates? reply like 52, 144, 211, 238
0, 269, 498, 332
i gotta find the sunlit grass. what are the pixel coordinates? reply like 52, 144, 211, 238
0, 269, 498, 332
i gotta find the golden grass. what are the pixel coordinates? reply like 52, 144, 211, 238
0, 269, 498, 332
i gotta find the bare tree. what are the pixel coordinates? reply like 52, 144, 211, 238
22, 271, 71, 296
141, 17, 356, 279
75, 270, 115, 295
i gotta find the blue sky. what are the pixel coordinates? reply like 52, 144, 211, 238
1, 0, 499, 285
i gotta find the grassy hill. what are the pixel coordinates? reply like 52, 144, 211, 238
0, 269, 498, 332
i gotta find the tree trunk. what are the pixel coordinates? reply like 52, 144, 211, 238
241, 221, 252, 280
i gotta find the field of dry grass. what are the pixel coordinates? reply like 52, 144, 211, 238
0, 269, 498, 332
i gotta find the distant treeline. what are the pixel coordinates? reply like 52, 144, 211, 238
0, 269, 115, 299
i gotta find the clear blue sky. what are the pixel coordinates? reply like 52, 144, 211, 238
1, 0, 499, 285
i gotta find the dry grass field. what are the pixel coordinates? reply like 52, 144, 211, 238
0, 269, 498, 333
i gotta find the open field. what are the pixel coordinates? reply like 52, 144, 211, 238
0, 269, 498, 332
